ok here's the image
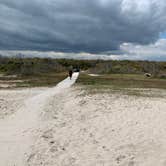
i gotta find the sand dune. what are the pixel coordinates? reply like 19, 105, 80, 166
0, 73, 79, 166
0, 73, 166, 166
27, 88, 166, 166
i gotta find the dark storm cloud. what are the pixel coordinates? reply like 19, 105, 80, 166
0, 0, 166, 53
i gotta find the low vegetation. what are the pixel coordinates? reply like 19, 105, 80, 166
0, 57, 67, 88
77, 73, 166, 88
0, 55, 166, 88
76, 73, 166, 97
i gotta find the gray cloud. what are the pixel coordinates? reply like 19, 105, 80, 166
119, 39, 166, 61
0, 0, 166, 53
1, 39, 166, 61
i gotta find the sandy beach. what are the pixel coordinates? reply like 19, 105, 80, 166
0, 73, 166, 166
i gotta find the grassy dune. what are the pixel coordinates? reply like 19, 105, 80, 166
17, 72, 67, 87
77, 73, 166, 89
76, 73, 166, 97
0, 57, 166, 89
0, 72, 67, 88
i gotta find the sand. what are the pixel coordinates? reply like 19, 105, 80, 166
0, 73, 166, 166
0, 73, 79, 166
88, 74, 100, 77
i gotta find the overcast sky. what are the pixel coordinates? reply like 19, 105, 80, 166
0, 0, 166, 60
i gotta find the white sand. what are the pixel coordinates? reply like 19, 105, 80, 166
0, 73, 166, 166
0, 73, 79, 166
88, 74, 100, 77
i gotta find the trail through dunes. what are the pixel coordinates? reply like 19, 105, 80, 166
1, 72, 166, 166
0, 73, 79, 166
27, 88, 166, 166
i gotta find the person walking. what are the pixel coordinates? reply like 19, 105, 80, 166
69, 69, 73, 80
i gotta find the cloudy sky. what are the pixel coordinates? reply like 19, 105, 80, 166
0, 0, 166, 60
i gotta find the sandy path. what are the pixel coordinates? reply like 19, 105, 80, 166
27, 88, 166, 166
0, 73, 79, 166
1, 72, 166, 166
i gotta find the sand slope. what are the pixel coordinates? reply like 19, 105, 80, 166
0, 73, 79, 166
27, 88, 166, 166
0, 72, 166, 166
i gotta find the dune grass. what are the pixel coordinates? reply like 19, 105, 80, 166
76, 73, 166, 97
17, 72, 67, 87
77, 73, 166, 89
0, 72, 67, 88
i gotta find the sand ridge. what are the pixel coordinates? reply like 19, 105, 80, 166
0, 73, 79, 166
28, 88, 166, 166
0, 72, 166, 166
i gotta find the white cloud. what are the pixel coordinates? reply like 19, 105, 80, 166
119, 39, 166, 60
121, 0, 151, 14
0, 39, 166, 61
0, 50, 113, 60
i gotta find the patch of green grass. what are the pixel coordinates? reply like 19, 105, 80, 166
77, 73, 166, 89
0, 72, 67, 89
76, 73, 166, 97
16, 72, 67, 87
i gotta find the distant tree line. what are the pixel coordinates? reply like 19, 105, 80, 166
90, 60, 166, 76
0, 57, 64, 75
0, 56, 165, 78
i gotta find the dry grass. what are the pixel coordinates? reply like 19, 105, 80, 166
77, 73, 166, 89
76, 73, 166, 97
0, 72, 67, 88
